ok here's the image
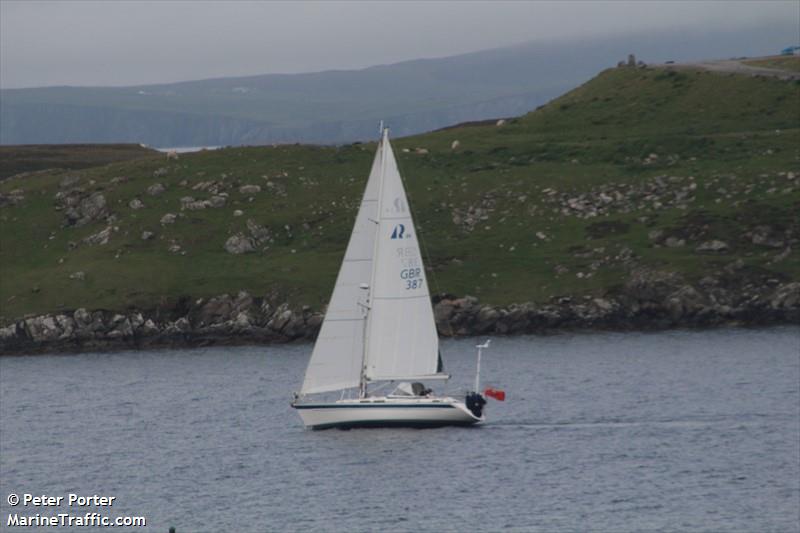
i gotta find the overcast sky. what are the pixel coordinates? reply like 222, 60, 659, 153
1, 0, 797, 89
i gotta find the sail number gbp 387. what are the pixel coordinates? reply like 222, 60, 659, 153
401, 268, 423, 289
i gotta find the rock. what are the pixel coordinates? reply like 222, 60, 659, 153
146, 183, 166, 196
305, 313, 323, 336
648, 229, 664, 242
73, 308, 91, 325
169, 317, 191, 333
82, 226, 112, 246
592, 298, 615, 313
666, 286, 707, 321
129, 313, 144, 329
179, 196, 194, 206
129, 198, 145, 210
267, 304, 293, 332
141, 231, 155, 240
88, 311, 106, 335
0, 323, 19, 340
665, 237, 685, 248
209, 195, 226, 208
153, 167, 168, 178
624, 268, 683, 302
81, 192, 107, 220
63, 192, 108, 227
474, 306, 499, 333
696, 240, 729, 253
160, 213, 177, 225
107, 317, 133, 339
282, 313, 307, 338
224, 234, 256, 254
234, 311, 252, 330
751, 225, 784, 248
167, 243, 182, 253
770, 282, 800, 310
239, 185, 261, 194
246, 219, 271, 244
69, 271, 86, 281
53, 314, 73, 338
496, 119, 506, 126
434, 300, 456, 331
23, 316, 61, 342
415, 148, 429, 155
233, 210, 244, 217
141, 319, 159, 335
451, 140, 460, 150
234, 290, 254, 313
198, 295, 234, 325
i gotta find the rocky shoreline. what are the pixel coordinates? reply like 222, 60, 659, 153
1, 269, 797, 356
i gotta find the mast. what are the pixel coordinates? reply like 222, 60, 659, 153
359, 127, 389, 398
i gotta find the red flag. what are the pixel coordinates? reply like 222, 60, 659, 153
484, 387, 506, 401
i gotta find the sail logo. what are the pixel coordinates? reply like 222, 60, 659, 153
390, 224, 406, 239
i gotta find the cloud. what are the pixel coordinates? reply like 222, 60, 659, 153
1, 0, 797, 88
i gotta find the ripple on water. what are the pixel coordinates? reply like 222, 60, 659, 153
1, 327, 798, 532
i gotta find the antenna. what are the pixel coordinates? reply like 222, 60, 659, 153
474, 339, 491, 392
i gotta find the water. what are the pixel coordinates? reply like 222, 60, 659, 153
1, 328, 798, 532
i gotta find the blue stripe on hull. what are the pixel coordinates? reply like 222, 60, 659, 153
293, 403, 456, 410
311, 419, 480, 430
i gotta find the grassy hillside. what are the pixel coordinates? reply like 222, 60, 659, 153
0, 144, 158, 180
1, 66, 798, 323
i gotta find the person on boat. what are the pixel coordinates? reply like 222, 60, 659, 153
411, 382, 432, 396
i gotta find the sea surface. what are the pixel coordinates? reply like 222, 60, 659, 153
1, 328, 798, 532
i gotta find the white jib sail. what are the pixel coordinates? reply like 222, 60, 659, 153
300, 145, 382, 395
364, 131, 441, 381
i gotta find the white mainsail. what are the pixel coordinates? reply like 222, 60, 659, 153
299, 146, 382, 394
300, 129, 442, 396
364, 131, 441, 382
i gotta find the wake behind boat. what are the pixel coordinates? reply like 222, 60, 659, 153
291, 128, 501, 429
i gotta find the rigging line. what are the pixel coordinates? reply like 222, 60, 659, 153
392, 137, 455, 338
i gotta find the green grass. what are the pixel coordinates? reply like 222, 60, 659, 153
743, 56, 800, 73
1, 67, 798, 323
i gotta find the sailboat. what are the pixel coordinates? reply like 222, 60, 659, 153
292, 128, 491, 429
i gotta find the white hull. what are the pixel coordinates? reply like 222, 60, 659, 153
293, 396, 484, 430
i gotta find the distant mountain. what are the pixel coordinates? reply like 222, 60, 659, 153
0, 25, 794, 147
